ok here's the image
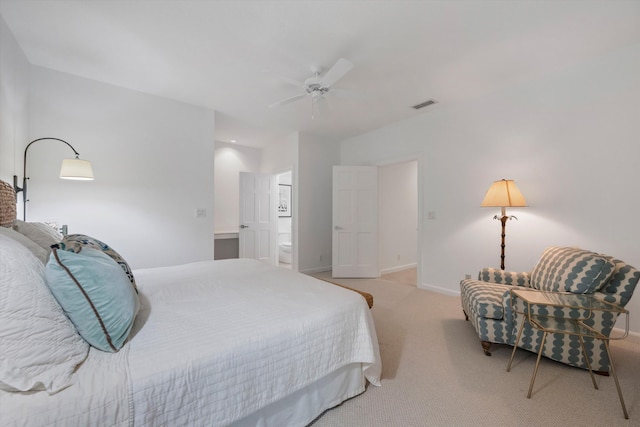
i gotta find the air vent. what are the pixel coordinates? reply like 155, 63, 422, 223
411, 99, 437, 110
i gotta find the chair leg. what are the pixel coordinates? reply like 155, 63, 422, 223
481, 340, 492, 356
462, 309, 469, 321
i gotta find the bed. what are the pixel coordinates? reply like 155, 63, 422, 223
0, 179, 381, 426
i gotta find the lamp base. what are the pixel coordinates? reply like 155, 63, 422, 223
494, 214, 518, 271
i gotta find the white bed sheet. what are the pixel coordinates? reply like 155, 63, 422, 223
1, 259, 381, 427
128, 258, 381, 426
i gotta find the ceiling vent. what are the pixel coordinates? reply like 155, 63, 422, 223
411, 99, 437, 110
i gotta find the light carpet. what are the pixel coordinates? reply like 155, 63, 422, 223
308, 272, 640, 427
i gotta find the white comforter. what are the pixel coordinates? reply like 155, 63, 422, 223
2, 259, 381, 426
129, 259, 381, 425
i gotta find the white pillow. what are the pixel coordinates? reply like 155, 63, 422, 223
0, 226, 49, 264
0, 234, 89, 393
13, 220, 63, 251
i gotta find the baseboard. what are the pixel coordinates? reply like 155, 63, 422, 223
380, 263, 417, 275
621, 329, 640, 344
419, 283, 460, 297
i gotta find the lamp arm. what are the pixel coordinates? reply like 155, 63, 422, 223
15, 137, 82, 221
23, 137, 81, 175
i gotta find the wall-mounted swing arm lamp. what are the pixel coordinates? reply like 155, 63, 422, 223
13, 137, 94, 221
480, 179, 527, 271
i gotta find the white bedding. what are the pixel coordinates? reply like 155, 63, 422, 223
0, 347, 132, 426
129, 258, 381, 425
2, 258, 381, 426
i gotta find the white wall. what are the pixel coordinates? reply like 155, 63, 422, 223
23, 67, 215, 269
214, 141, 261, 233
260, 132, 297, 175
297, 133, 340, 273
341, 42, 640, 333
379, 160, 417, 273
0, 15, 29, 184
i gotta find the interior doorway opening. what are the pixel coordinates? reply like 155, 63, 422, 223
276, 170, 293, 269
378, 159, 419, 286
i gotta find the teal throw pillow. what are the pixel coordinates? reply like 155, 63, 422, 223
55, 234, 137, 293
45, 247, 140, 352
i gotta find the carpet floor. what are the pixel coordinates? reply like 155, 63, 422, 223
308, 272, 640, 427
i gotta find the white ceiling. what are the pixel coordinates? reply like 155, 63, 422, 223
2, 1, 640, 148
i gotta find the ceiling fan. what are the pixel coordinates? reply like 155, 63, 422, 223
268, 58, 355, 117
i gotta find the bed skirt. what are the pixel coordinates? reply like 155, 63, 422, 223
230, 363, 365, 427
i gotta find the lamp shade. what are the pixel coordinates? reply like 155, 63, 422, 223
480, 179, 527, 207
60, 158, 94, 180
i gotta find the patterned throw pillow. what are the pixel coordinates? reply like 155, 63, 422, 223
530, 247, 615, 294
46, 247, 139, 352
54, 234, 137, 293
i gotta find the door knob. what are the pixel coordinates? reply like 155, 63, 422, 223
334, 226, 343, 230
240, 225, 249, 229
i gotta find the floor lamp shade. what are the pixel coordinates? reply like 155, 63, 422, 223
480, 179, 527, 208
60, 158, 94, 180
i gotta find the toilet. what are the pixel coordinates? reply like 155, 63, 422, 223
278, 233, 292, 264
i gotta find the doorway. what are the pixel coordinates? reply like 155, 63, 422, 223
330, 158, 421, 285
276, 170, 293, 269
378, 159, 419, 286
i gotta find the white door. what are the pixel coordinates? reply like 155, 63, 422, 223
332, 166, 378, 278
239, 172, 277, 265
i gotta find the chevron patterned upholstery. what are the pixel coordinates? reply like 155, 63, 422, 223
460, 246, 640, 372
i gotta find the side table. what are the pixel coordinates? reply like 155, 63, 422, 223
506, 288, 629, 419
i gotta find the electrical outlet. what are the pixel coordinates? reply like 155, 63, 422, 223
319, 255, 323, 262
465, 274, 472, 280
195, 208, 206, 218
396, 254, 401, 261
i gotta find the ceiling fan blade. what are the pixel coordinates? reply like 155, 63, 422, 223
268, 93, 307, 108
319, 58, 354, 88
328, 87, 364, 99
274, 74, 305, 88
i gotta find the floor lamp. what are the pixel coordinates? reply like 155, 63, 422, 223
13, 137, 94, 221
481, 179, 527, 270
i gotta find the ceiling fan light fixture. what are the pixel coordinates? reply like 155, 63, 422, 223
268, 58, 355, 117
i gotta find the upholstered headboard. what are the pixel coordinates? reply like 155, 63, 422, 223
0, 179, 17, 227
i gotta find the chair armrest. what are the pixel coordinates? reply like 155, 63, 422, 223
479, 268, 531, 287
